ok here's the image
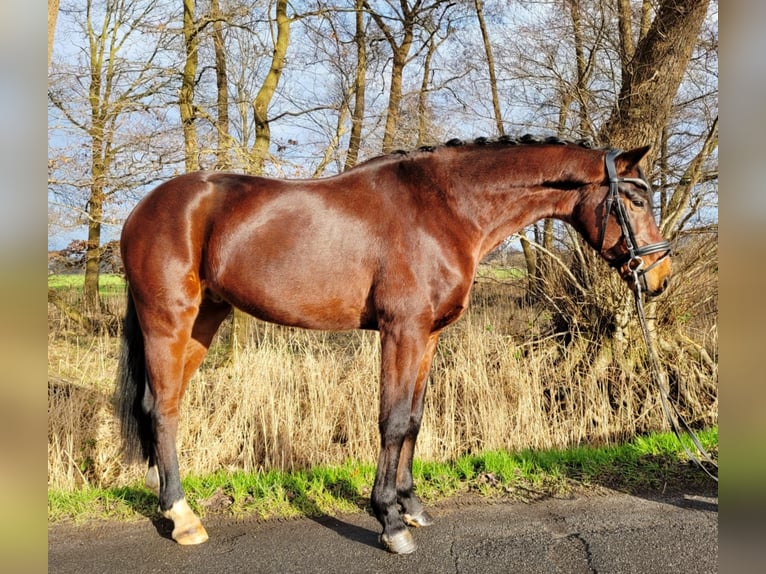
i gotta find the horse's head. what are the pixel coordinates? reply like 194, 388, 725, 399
576, 146, 672, 297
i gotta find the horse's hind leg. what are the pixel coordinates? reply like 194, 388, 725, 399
145, 297, 231, 496
141, 296, 231, 545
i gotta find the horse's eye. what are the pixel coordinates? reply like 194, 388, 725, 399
631, 198, 646, 208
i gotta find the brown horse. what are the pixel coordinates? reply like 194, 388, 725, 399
117, 137, 671, 554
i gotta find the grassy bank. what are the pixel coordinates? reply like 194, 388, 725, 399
48, 243, 717, 532
48, 427, 717, 524
48, 272, 717, 489
48, 273, 125, 295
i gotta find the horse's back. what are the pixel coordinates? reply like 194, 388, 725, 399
122, 171, 384, 329
206, 174, 386, 329
121, 168, 473, 332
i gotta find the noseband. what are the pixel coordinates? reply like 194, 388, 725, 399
598, 149, 671, 292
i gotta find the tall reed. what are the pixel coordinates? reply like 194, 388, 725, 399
48, 257, 717, 491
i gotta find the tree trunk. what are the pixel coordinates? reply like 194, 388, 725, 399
180, 0, 199, 172
344, 0, 367, 170
48, 0, 60, 69
568, 0, 592, 137
83, 180, 103, 311
83, 1, 106, 311
367, 2, 415, 153
416, 36, 437, 147
474, 0, 504, 136
313, 101, 349, 177
210, 0, 231, 170
381, 51, 409, 153
518, 230, 536, 294
249, 0, 290, 173
600, 0, 710, 164
84, 104, 107, 311
616, 0, 635, 69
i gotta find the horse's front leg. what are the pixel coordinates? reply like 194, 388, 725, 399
372, 325, 436, 554
396, 332, 439, 529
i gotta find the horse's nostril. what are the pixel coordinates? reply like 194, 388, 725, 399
662, 277, 669, 291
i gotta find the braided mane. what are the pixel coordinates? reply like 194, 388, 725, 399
388, 134, 597, 157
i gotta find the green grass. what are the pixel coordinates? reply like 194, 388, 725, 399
476, 265, 526, 281
48, 428, 717, 524
48, 274, 125, 295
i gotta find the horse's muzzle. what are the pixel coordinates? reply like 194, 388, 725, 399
621, 256, 671, 297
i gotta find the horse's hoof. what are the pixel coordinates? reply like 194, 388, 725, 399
403, 509, 434, 528
173, 524, 209, 545
163, 499, 209, 545
380, 530, 416, 554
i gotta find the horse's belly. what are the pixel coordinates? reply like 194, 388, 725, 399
212, 259, 375, 331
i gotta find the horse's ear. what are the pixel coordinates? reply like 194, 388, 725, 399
616, 145, 651, 173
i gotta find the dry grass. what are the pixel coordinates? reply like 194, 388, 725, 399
48, 249, 717, 492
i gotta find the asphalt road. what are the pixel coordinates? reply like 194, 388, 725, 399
48, 490, 717, 573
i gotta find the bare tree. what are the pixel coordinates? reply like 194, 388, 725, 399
660, 116, 718, 239
414, 13, 453, 147
49, 0, 171, 310
365, 0, 454, 153
365, 0, 417, 153
474, 0, 503, 137
601, 0, 711, 160
210, 0, 232, 170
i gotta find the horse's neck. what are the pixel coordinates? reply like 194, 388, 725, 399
439, 150, 583, 259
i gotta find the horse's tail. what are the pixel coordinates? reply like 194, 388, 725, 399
115, 286, 153, 463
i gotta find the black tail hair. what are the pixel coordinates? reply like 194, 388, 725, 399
114, 286, 153, 463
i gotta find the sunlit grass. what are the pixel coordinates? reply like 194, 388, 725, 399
48, 428, 717, 523
475, 265, 526, 280
48, 273, 125, 295
48, 267, 717, 528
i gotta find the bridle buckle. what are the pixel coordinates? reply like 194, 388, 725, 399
628, 256, 644, 272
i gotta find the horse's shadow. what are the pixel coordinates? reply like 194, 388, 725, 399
112, 486, 176, 541
116, 477, 381, 548
301, 513, 381, 550
282, 475, 381, 550
671, 492, 717, 512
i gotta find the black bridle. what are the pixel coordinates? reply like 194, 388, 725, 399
598, 149, 671, 293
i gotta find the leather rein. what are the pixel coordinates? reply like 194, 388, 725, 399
599, 149, 717, 481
